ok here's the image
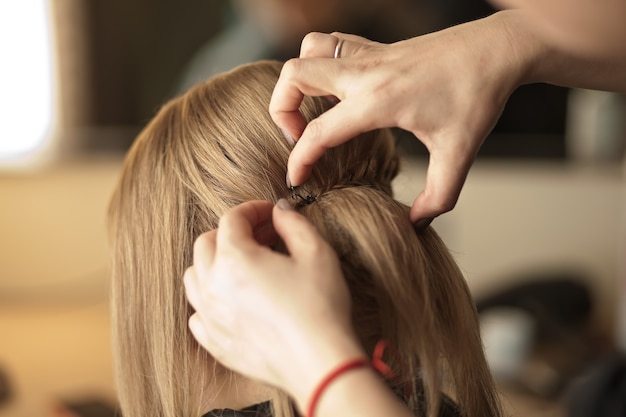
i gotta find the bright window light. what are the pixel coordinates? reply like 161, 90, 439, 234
0, 1, 55, 163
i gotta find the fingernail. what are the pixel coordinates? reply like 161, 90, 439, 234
413, 217, 433, 231
324, 95, 340, 106
286, 171, 292, 188
276, 198, 294, 211
281, 129, 296, 146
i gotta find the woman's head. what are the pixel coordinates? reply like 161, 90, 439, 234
109, 60, 500, 417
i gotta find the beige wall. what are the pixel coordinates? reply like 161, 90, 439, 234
0, 156, 623, 415
0, 158, 120, 417
395, 158, 624, 333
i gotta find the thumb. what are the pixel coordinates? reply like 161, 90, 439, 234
409, 146, 473, 225
272, 200, 333, 262
218, 200, 275, 250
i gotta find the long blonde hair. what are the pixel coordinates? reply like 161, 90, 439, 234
108, 60, 501, 417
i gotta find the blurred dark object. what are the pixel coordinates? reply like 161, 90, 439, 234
53, 0, 569, 158
53, 398, 120, 417
566, 354, 626, 417
396, 84, 569, 160
476, 275, 592, 331
477, 274, 599, 398
85, 0, 227, 128
481, 83, 569, 160
0, 365, 12, 407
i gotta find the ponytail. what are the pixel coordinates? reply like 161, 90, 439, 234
294, 185, 501, 417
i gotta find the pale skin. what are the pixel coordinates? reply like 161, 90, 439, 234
271, 8, 626, 225
273, 11, 528, 226
184, 200, 373, 414
186, 2, 626, 416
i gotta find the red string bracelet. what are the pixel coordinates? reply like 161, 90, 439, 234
306, 340, 410, 417
306, 358, 369, 417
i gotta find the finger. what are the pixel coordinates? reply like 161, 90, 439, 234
275, 33, 376, 140
409, 144, 474, 224
192, 230, 217, 269
189, 312, 238, 370
183, 267, 203, 310
272, 203, 332, 262
269, 81, 308, 142
270, 58, 340, 140
188, 314, 208, 344
271, 33, 378, 139
253, 219, 279, 247
299, 32, 371, 59
299, 32, 340, 58
330, 32, 379, 45
189, 313, 226, 358
218, 200, 275, 250
287, 99, 377, 186
184, 265, 221, 313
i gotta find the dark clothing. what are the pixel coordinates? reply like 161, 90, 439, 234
202, 395, 463, 417
203, 401, 272, 417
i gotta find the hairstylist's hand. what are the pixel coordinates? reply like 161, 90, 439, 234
184, 200, 366, 408
271, 11, 533, 225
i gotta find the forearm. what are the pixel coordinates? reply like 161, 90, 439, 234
494, 9, 626, 92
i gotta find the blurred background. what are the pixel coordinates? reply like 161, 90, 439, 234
0, 1, 624, 416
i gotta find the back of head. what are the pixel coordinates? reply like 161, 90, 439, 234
108, 60, 501, 417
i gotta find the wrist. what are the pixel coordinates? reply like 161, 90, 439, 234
487, 10, 552, 88
488, 9, 626, 92
310, 366, 412, 417
287, 326, 367, 411
305, 358, 369, 417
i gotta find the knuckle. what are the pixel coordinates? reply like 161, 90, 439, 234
304, 118, 324, 142
300, 32, 326, 56
183, 267, 194, 285
193, 232, 211, 255
217, 210, 234, 232
430, 195, 457, 214
281, 58, 303, 81
354, 52, 382, 71
193, 230, 218, 265
268, 97, 284, 122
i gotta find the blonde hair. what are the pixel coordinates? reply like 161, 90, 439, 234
108, 60, 502, 417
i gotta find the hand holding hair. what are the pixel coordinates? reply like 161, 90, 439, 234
184, 199, 368, 412
184, 199, 422, 417
271, 12, 530, 225
271, 6, 626, 225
